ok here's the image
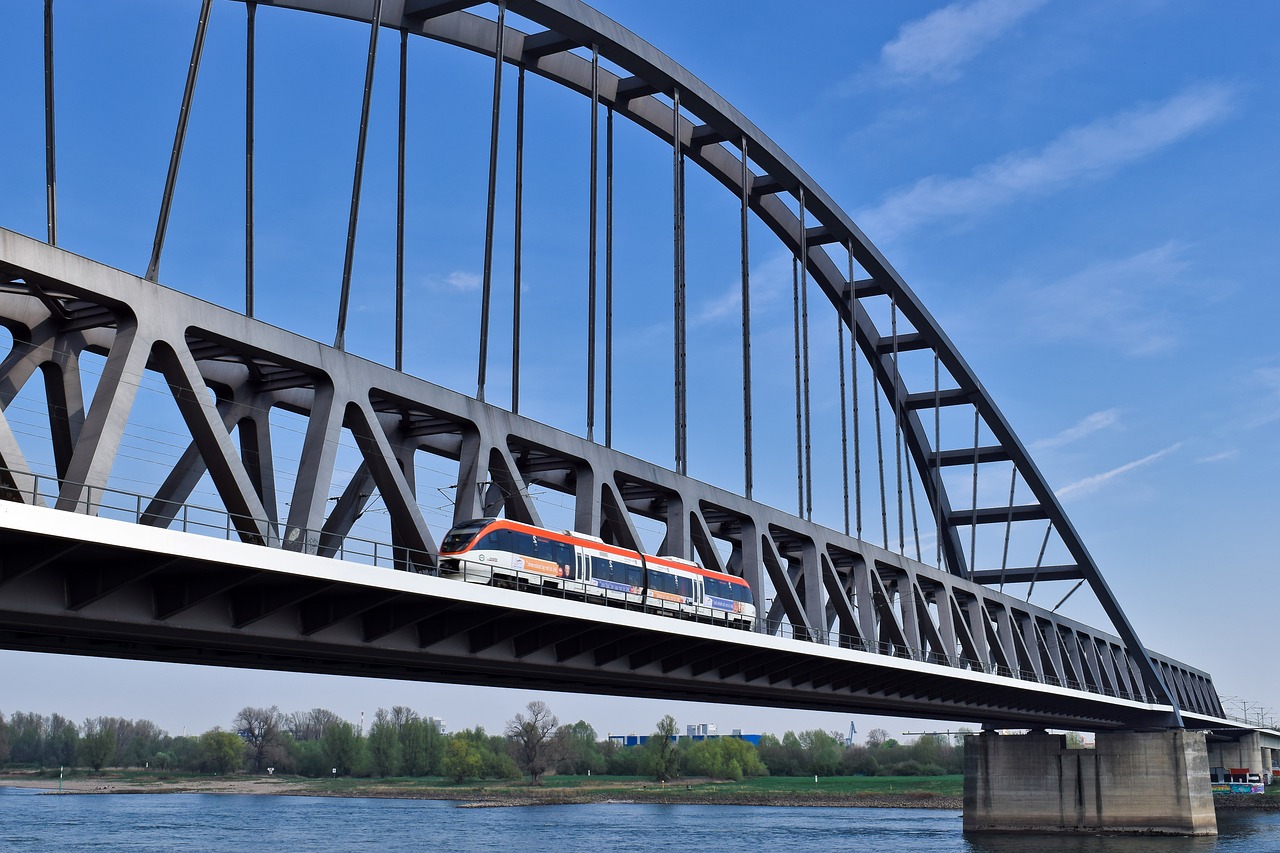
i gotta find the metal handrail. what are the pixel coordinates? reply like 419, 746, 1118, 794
0, 468, 433, 571
1, 467, 1146, 703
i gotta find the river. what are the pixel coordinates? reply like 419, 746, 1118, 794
1, 788, 1277, 851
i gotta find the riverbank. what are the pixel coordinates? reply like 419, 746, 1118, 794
5, 771, 1276, 812
0, 770, 961, 809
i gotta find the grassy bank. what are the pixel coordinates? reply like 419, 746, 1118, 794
0, 769, 962, 807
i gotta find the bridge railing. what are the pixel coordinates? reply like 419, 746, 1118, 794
0, 470, 434, 572
0, 468, 1131, 701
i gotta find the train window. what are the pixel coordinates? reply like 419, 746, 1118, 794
627, 564, 642, 586
481, 529, 510, 550
441, 520, 490, 552
553, 541, 574, 568
651, 571, 684, 596
510, 531, 537, 557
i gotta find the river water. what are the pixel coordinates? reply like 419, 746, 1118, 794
1, 788, 1277, 851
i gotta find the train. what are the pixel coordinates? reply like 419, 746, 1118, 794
437, 518, 756, 629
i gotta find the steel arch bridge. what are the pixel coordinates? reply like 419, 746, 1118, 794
0, 0, 1222, 728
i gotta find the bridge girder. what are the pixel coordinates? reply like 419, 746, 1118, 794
0, 231, 1222, 722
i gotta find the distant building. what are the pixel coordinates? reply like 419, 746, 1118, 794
609, 728, 761, 748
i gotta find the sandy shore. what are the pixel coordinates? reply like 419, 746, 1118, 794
0, 772, 960, 808
5, 773, 1272, 812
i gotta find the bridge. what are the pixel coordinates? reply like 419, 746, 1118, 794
0, 0, 1252, 834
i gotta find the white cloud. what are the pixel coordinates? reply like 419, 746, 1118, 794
693, 251, 794, 326
1056, 442, 1181, 498
1033, 409, 1120, 450
857, 83, 1237, 238
1011, 242, 1190, 356
1196, 449, 1238, 464
877, 0, 1047, 84
1245, 365, 1280, 427
422, 270, 481, 292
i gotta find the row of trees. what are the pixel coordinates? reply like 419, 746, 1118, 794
0, 707, 966, 782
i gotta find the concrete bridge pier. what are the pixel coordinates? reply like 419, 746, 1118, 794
963, 729, 1217, 836
1206, 730, 1268, 777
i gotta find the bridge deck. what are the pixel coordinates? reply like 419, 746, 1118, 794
0, 500, 1225, 731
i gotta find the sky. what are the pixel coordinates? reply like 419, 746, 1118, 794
0, 0, 1277, 740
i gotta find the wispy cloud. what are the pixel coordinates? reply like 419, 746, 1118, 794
1245, 365, 1280, 427
423, 270, 481, 292
875, 0, 1047, 85
1196, 449, 1238, 464
1010, 242, 1190, 356
1033, 409, 1120, 450
1056, 442, 1181, 498
693, 252, 793, 326
857, 83, 1237, 239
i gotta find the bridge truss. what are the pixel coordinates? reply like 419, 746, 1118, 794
0, 0, 1222, 725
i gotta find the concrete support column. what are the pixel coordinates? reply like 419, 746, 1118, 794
1206, 731, 1262, 774
964, 729, 1216, 835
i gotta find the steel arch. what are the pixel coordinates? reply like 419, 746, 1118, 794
239, 0, 1185, 720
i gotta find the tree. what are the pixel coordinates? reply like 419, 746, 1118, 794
285, 708, 343, 742
235, 706, 285, 773
442, 738, 483, 783
0, 712, 10, 766
389, 706, 419, 729
910, 734, 944, 766
639, 715, 680, 782
367, 709, 403, 777
399, 717, 446, 776
321, 720, 360, 776
45, 714, 79, 768
841, 746, 879, 777
798, 729, 842, 776
79, 718, 117, 771
505, 701, 560, 785
865, 728, 889, 748
555, 720, 605, 776
7, 712, 45, 765
685, 737, 766, 781
200, 729, 244, 775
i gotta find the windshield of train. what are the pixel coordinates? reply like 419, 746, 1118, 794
440, 520, 491, 553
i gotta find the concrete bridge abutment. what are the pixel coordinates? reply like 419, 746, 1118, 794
963, 729, 1216, 836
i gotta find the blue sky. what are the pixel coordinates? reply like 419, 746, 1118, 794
0, 0, 1277, 738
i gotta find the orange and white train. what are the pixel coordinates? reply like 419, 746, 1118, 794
437, 518, 756, 630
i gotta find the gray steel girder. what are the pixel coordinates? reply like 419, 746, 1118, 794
0, 229, 1222, 721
